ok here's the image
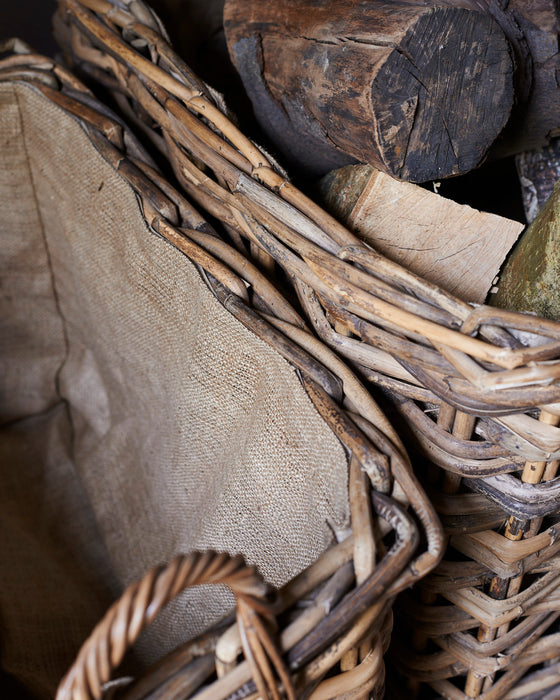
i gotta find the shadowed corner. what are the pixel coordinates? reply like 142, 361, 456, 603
0, 1, 59, 57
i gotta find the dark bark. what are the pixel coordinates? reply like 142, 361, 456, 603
516, 138, 560, 223
224, 0, 560, 182
224, 0, 515, 180
491, 0, 560, 158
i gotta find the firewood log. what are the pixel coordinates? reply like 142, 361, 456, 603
492, 178, 560, 320
224, 0, 560, 182
318, 165, 523, 303
494, 0, 560, 158
516, 138, 560, 223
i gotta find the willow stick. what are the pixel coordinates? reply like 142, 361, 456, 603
341, 457, 377, 683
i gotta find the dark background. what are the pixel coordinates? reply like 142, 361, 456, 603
1, 2, 59, 56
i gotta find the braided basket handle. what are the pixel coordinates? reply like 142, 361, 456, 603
56, 551, 294, 700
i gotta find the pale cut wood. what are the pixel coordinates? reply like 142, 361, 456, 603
320, 165, 524, 304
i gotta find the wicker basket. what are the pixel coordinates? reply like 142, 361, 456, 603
0, 34, 443, 700
46, 0, 560, 697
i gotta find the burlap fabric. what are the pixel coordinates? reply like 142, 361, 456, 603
0, 82, 350, 698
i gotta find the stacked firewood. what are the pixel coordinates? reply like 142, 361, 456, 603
151, 0, 560, 319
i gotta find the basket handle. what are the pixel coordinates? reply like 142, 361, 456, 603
56, 550, 294, 700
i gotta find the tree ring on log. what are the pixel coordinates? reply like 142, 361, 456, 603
224, 1, 515, 181
370, 8, 514, 181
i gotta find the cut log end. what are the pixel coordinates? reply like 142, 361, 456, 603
371, 8, 514, 182
225, 0, 516, 180
318, 164, 523, 305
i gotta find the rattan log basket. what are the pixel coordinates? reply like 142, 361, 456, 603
17, 0, 560, 696
0, 34, 445, 700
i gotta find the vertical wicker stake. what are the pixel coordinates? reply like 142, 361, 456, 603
446, 412, 477, 494
342, 457, 378, 697
408, 403, 471, 696
464, 408, 560, 697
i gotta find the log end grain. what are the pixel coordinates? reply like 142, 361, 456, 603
224, 1, 515, 181
370, 8, 514, 182
318, 164, 523, 304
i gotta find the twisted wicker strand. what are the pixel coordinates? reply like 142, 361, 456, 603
56, 0, 560, 379
56, 551, 282, 700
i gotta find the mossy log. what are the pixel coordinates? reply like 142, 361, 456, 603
493, 179, 560, 320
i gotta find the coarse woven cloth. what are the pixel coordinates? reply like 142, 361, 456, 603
0, 82, 350, 698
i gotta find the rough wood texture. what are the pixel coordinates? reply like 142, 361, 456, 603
319, 165, 523, 303
516, 137, 560, 223
492, 0, 560, 158
224, 0, 514, 181
493, 178, 560, 320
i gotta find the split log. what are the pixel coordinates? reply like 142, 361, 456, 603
318, 165, 523, 304
224, 0, 560, 181
492, 179, 560, 320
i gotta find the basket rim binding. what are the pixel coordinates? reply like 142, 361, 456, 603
50, 0, 560, 401
51, 0, 560, 514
